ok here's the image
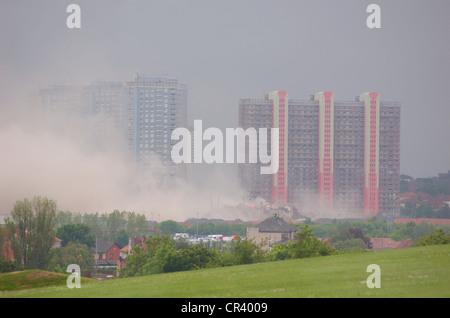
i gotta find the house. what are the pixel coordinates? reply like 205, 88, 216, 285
246, 215, 298, 250
52, 237, 62, 249
369, 237, 414, 250
118, 236, 148, 268
119, 245, 130, 259
395, 218, 450, 226
0, 240, 14, 262
399, 192, 450, 210
0, 227, 61, 262
95, 239, 121, 267
398, 239, 414, 248
398, 192, 421, 208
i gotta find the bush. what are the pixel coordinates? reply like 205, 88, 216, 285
56, 223, 96, 248
231, 237, 267, 265
334, 238, 368, 252
268, 243, 292, 261
163, 245, 220, 273
0, 259, 22, 273
329, 228, 372, 249
121, 227, 339, 278
290, 225, 336, 259
122, 234, 221, 277
47, 242, 95, 273
415, 229, 450, 246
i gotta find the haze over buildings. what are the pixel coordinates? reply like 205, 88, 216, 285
37, 74, 188, 182
239, 91, 400, 218
0, 1, 449, 220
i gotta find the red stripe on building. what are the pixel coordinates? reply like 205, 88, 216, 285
364, 92, 379, 215
272, 90, 288, 205
318, 91, 334, 211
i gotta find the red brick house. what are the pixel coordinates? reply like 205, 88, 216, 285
0, 240, 14, 262
118, 236, 148, 268
1, 227, 61, 263
369, 237, 414, 250
95, 239, 121, 267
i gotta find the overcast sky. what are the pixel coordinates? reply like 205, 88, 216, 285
0, 1, 449, 216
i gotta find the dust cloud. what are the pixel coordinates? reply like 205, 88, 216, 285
0, 102, 247, 222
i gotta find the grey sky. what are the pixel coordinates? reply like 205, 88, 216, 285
1, 0, 449, 180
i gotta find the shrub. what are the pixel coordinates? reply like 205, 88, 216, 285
290, 225, 336, 259
415, 229, 450, 246
0, 259, 22, 273
231, 237, 267, 265
268, 243, 292, 261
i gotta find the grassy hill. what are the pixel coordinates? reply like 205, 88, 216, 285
1, 244, 449, 298
0, 269, 96, 293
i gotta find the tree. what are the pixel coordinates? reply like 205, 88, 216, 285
330, 228, 372, 249
290, 225, 335, 259
0, 259, 22, 273
155, 220, 187, 237
269, 243, 292, 261
416, 205, 434, 218
121, 234, 176, 277
163, 245, 219, 273
417, 183, 450, 196
214, 223, 232, 236
48, 242, 95, 273
105, 210, 127, 241
5, 196, 57, 269
0, 227, 21, 273
391, 221, 439, 242
126, 212, 149, 237
82, 212, 105, 238
335, 238, 368, 251
56, 223, 96, 248
231, 237, 267, 265
0, 227, 7, 261
436, 205, 450, 219
115, 229, 129, 249
120, 245, 146, 277
55, 210, 74, 227
186, 222, 215, 236
400, 202, 417, 217
122, 235, 219, 277
400, 180, 409, 193
415, 229, 450, 246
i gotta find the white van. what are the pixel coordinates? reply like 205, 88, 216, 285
174, 233, 189, 240
208, 234, 223, 241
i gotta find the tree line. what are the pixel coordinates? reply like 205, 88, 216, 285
0, 196, 249, 274
2, 195, 449, 276
308, 217, 450, 243
120, 224, 336, 278
0, 196, 150, 273
400, 203, 450, 219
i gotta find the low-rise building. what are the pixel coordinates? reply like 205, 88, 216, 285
369, 237, 414, 250
95, 239, 121, 267
246, 215, 298, 250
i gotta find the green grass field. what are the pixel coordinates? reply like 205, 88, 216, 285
1, 244, 449, 298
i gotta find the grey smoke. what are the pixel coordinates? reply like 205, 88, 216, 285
0, 111, 246, 221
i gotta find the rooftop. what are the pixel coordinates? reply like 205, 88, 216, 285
254, 215, 297, 233
96, 239, 118, 253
